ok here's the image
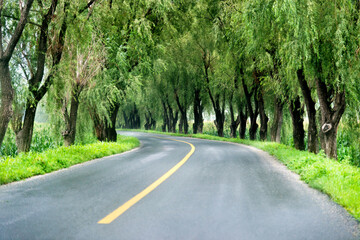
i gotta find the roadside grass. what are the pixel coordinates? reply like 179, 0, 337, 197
0, 135, 139, 185
120, 129, 360, 221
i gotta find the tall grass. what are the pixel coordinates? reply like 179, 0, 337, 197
0, 123, 99, 159
0, 135, 139, 185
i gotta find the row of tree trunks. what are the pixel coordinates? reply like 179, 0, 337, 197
144, 111, 156, 130
161, 99, 178, 133
122, 104, 141, 129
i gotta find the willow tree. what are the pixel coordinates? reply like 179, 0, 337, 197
87, 0, 173, 140
274, 0, 358, 159
9, 0, 97, 152
0, 0, 34, 149
61, 37, 104, 146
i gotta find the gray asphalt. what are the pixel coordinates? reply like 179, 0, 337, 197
0, 132, 359, 240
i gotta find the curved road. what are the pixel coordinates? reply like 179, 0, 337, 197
0, 132, 358, 239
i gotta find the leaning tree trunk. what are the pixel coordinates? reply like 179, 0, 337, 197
270, 98, 283, 143
316, 77, 346, 159
289, 97, 305, 151
0, 62, 14, 148
297, 69, 318, 153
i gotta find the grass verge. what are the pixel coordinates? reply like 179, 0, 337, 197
0, 135, 139, 185
121, 129, 360, 221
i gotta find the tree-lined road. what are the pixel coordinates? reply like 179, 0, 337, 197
0, 132, 358, 239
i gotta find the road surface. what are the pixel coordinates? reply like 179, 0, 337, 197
0, 132, 359, 239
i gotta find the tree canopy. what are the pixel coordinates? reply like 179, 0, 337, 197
1, 0, 360, 164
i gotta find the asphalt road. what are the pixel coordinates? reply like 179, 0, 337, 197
0, 132, 359, 240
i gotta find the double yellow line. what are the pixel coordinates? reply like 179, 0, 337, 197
98, 137, 195, 224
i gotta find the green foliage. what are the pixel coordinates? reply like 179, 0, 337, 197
0, 129, 17, 157
0, 124, 61, 158
0, 135, 139, 185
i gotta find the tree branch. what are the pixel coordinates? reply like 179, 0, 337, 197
2, 14, 41, 27
4, 0, 35, 60
0, 0, 5, 57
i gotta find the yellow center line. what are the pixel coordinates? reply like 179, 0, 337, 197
98, 137, 195, 224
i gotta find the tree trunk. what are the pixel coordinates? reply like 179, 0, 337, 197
229, 96, 240, 138
258, 94, 268, 141
239, 107, 247, 139
178, 117, 183, 134
297, 69, 318, 153
214, 109, 225, 137
0, 62, 14, 148
208, 87, 225, 137
316, 77, 346, 159
167, 102, 178, 133
289, 97, 305, 150
93, 114, 106, 141
242, 71, 259, 140
270, 98, 283, 143
162, 101, 168, 132
14, 0, 67, 152
175, 92, 189, 134
105, 102, 120, 142
249, 117, 258, 140
254, 72, 268, 141
144, 110, 156, 130
15, 104, 37, 152
193, 88, 203, 134
90, 102, 119, 142
63, 90, 81, 146
211, 96, 225, 137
